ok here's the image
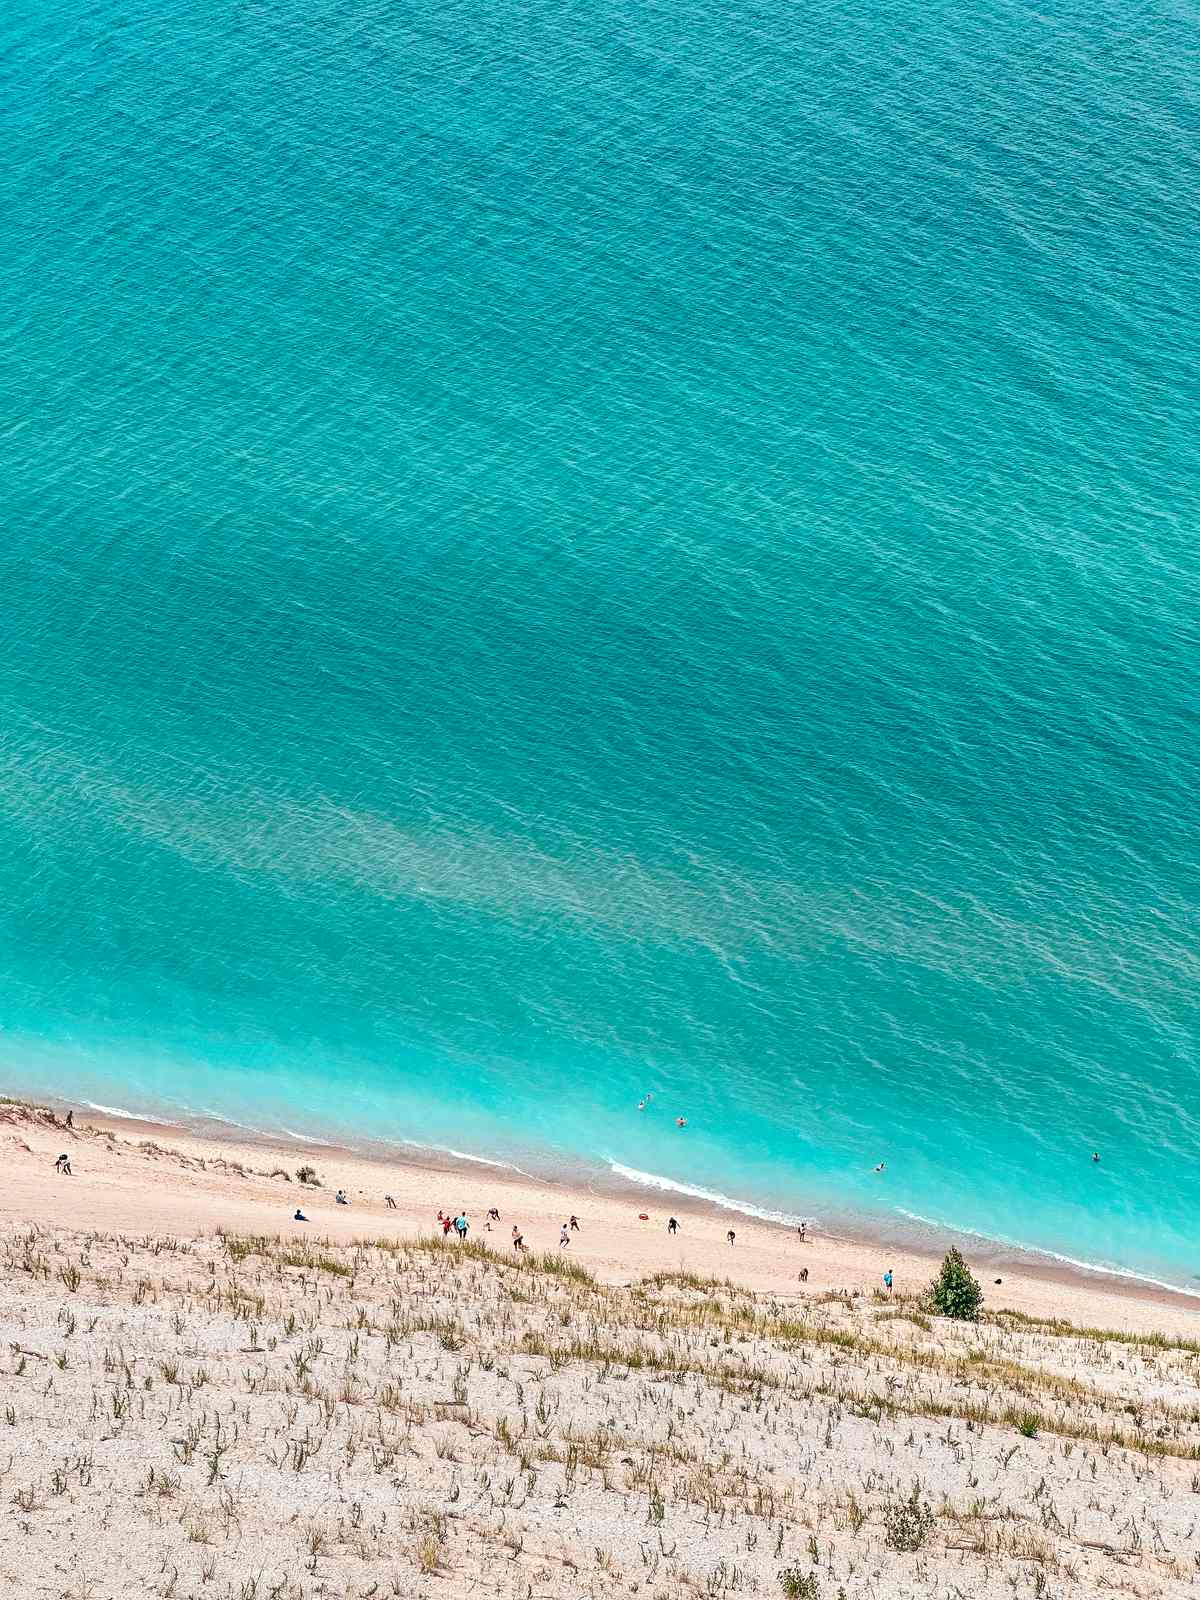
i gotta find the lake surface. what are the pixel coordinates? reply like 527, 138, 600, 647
2, 0, 1198, 1285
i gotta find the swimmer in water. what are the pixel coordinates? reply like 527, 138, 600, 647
874, 1162, 885, 1173
676, 1117, 688, 1129
1092, 1151, 1100, 1162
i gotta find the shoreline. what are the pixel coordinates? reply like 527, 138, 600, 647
5, 1091, 1199, 1334
76, 1091, 1200, 1312
37, 1087, 1191, 1303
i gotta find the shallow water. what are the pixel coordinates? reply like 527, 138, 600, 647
2, 0, 1198, 1285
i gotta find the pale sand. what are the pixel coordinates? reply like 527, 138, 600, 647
4, 1100, 1200, 1600
4, 1099, 1197, 1335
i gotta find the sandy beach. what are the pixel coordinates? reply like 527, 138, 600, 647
4, 1097, 1196, 1335
5, 1098, 1200, 1599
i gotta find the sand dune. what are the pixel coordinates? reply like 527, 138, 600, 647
3, 1100, 1200, 1598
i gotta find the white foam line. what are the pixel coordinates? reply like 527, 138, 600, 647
397, 1138, 531, 1176
84, 1101, 179, 1125
607, 1161, 814, 1228
895, 1208, 1200, 1298
279, 1127, 324, 1144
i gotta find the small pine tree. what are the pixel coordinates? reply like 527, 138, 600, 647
928, 1246, 983, 1320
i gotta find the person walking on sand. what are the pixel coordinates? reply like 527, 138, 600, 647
455, 1212, 468, 1240
54, 1153, 72, 1176
512, 1229, 526, 1252
883, 1268, 893, 1294
442, 1214, 454, 1236
569, 1214, 580, 1232
726, 1229, 736, 1245
797, 1222, 807, 1243
667, 1216, 679, 1235
559, 1223, 570, 1248
798, 1267, 809, 1282
65, 1110, 73, 1129
385, 1194, 397, 1209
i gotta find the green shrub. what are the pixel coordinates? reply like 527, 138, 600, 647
882, 1483, 935, 1552
778, 1566, 819, 1599
928, 1247, 983, 1321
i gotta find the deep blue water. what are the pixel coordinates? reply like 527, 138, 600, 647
2, 0, 1199, 1284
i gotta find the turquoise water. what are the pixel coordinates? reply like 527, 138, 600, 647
2, 0, 1199, 1285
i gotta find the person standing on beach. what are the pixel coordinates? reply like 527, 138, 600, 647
455, 1212, 468, 1240
667, 1216, 679, 1235
883, 1268, 893, 1294
65, 1111, 73, 1129
726, 1229, 735, 1245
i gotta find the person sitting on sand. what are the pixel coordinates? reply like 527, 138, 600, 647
335, 1189, 349, 1206
294, 1208, 308, 1222
559, 1223, 570, 1248
54, 1153, 72, 1176
385, 1194, 397, 1209
726, 1229, 735, 1245
667, 1216, 679, 1234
